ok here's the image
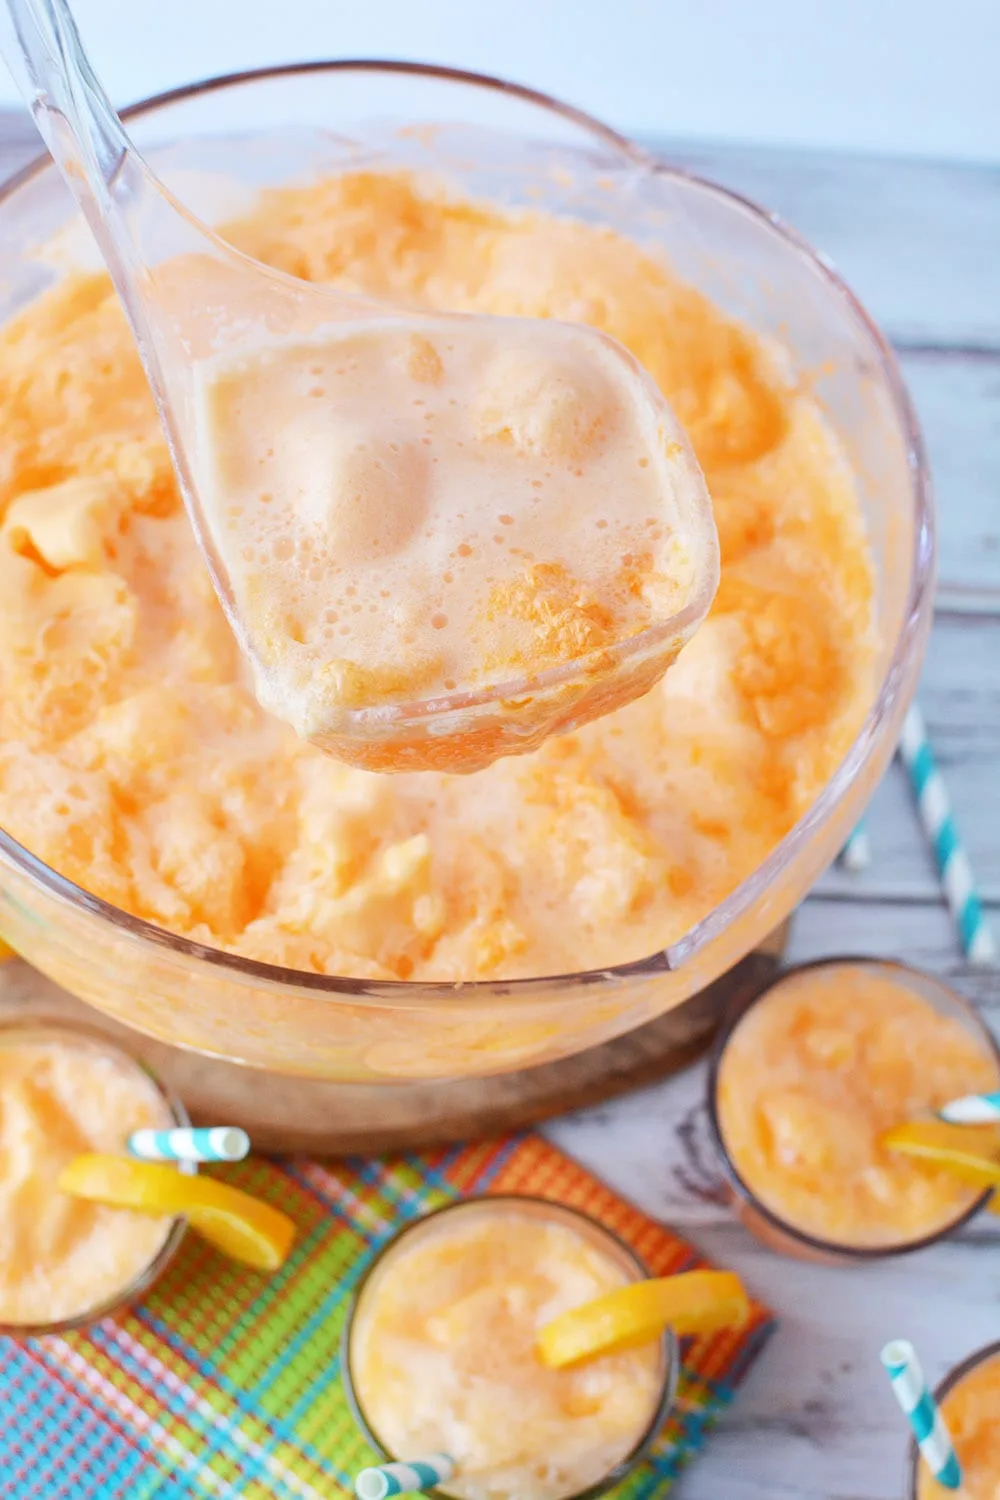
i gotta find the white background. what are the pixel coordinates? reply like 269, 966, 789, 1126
1, 0, 999, 162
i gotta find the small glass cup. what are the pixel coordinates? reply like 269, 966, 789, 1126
706, 957, 1000, 1266
0, 1013, 193, 1338
341, 1195, 678, 1500
905, 1339, 1000, 1499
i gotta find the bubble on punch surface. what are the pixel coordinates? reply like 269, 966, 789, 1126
473, 345, 617, 463
292, 424, 431, 564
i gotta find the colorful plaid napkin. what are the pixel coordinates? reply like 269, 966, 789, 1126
0, 1135, 774, 1499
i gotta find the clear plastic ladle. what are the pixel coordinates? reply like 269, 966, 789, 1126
0, 0, 719, 773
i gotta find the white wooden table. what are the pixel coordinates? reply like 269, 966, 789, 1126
1, 115, 997, 1500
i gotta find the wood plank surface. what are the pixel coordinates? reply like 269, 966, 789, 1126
657, 138, 1000, 349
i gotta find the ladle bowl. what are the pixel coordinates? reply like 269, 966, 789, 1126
0, 1, 720, 773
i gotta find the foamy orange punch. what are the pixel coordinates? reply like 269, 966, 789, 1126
912, 1342, 1000, 1500
0, 1020, 183, 1331
711, 960, 1000, 1262
0, 169, 877, 984
194, 316, 719, 772
343, 1197, 675, 1500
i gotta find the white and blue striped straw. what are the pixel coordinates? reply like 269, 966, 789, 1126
128, 1126, 250, 1164
881, 1340, 962, 1491
940, 1091, 1000, 1125
839, 819, 872, 873
355, 1456, 455, 1500
899, 704, 997, 969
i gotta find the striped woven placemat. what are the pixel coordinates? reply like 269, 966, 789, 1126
0, 1135, 774, 1498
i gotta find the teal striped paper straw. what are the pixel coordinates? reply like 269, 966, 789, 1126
940, 1091, 1000, 1124
355, 1456, 455, 1500
839, 820, 871, 872
899, 704, 997, 968
128, 1126, 250, 1163
881, 1340, 962, 1490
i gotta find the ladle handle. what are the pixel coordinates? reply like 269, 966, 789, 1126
0, 0, 142, 274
